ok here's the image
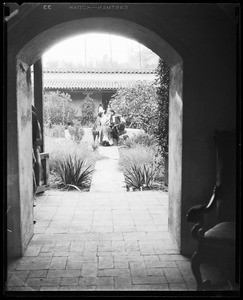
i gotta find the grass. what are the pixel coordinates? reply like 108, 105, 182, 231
45, 135, 100, 191
119, 136, 167, 191
119, 144, 157, 168
44, 128, 168, 192
119, 131, 158, 148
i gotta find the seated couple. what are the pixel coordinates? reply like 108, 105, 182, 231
93, 109, 126, 146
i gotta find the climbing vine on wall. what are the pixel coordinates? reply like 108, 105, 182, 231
154, 59, 170, 154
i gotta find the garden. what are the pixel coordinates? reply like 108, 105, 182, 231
43, 91, 100, 192
110, 59, 169, 192
43, 59, 170, 192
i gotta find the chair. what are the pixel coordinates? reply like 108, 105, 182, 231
36, 152, 50, 194
186, 129, 238, 291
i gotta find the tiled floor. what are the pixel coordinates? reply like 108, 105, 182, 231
7, 190, 201, 291
6, 141, 231, 292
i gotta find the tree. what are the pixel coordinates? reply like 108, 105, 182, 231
110, 81, 159, 134
79, 95, 96, 126
43, 91, 77, 125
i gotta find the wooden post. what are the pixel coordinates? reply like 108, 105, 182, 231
109, 35, 113, 68
84, 36, 87, 68
33, 58, 44, 151
139, 43, 142, 69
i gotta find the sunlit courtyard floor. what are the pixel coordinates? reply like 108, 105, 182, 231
7, 189, 230, 292
6, 137, 229, 292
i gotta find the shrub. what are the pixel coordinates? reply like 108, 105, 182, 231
79, 95, 96, 126
52, 154, 94, 191
44, 136, 99, 174
68, 122, 84, 142
120, 132, 158, 148
119, 138, 135, 149
110, 81, 159, 134
45, 122, 84, 142
119, 145, 156, 169
44, 124, 65, 138
44, 91, 77, 125
119, 144, 165, 190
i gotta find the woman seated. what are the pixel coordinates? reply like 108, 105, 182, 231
64, 122, 74, 140
100, 112, 113, 146
92, 113, 102, 142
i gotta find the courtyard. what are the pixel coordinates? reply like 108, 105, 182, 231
7, 189, 198, 291
6, 141, 227, 292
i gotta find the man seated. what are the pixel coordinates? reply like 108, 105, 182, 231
109, 110, 126, 145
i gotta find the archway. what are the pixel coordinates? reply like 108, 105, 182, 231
8, 17, 183, 258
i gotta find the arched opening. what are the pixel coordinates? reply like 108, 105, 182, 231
8, 17, 183, 258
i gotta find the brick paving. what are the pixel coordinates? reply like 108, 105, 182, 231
90, 146, 126, 192
7, 190, 200, 291
6, 140, 227, 292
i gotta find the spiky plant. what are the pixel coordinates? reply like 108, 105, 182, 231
142, 164, 157, 188
125, 165, 144, 190
124, 164, 157, 190
53, 154, 93, 191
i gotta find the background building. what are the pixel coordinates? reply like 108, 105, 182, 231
43, 68, 157, 114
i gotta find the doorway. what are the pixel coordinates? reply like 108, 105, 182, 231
8, 17, 183, 258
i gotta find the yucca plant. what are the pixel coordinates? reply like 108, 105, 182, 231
142, 164, 157, 188
124, 164, 157, 190
53, 154, 93, 191
125, 165, 144, 190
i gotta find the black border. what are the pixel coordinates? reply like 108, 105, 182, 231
2, 1, 242, 298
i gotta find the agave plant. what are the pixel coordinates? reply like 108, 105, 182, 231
124, 165, 144, 190
124, 164, 157, 190
142, 164, 157, 188
53, 154, 93, 191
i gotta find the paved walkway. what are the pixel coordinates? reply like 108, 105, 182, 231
90, 146, 126, 192
7, 190, 199, 291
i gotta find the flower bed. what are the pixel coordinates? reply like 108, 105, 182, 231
118, 132, 168, 192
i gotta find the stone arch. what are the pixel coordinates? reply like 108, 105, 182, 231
9, 17, 183, 257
